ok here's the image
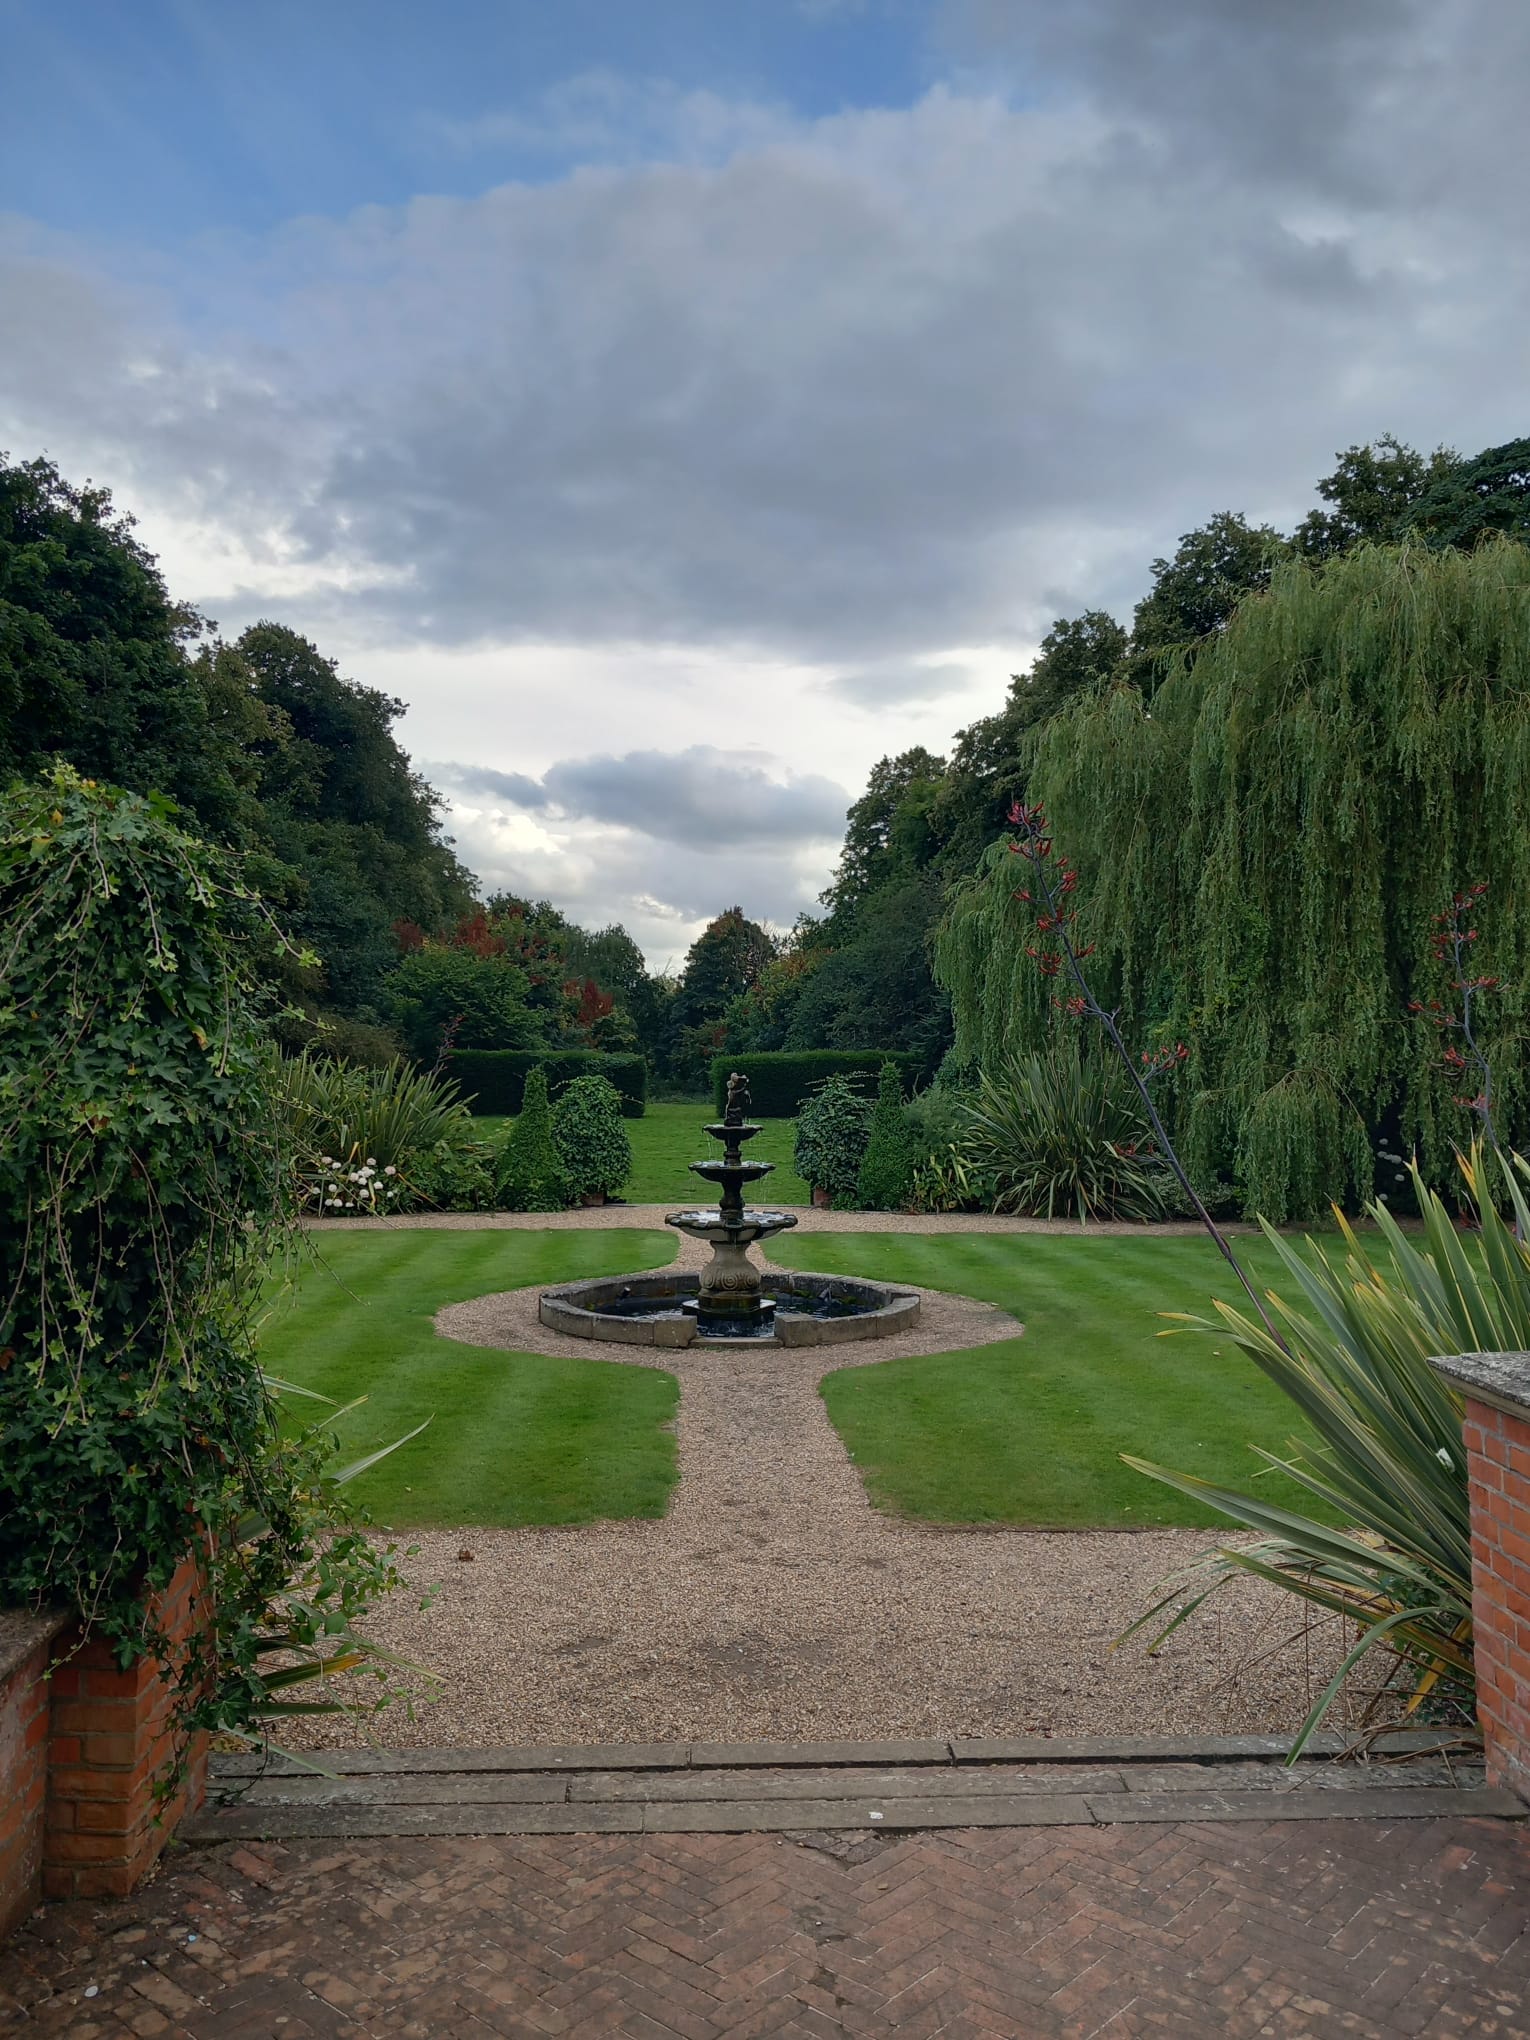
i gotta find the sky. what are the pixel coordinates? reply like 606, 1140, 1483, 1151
2, 1, 1527, 969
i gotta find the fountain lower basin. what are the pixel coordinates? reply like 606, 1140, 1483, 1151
539, 1269, 921, 1348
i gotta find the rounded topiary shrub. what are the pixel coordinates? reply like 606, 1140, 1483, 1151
497, 1065, 569, 1210
552, 1074, 633, 1202
793, 1074, 874, 1203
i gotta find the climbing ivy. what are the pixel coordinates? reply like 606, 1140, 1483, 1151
0, 768, 414, 1745
936, 540, 1530, 1219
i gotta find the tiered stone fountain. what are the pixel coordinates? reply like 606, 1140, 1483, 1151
663, 1070, 799, 1334
539, 1073, 919, 1349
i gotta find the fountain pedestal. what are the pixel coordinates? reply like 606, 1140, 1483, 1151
665, 1079, 797, 1331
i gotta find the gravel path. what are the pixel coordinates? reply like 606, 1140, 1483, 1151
286, 1217, 1366, 1753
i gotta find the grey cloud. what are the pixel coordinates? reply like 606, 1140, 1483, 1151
938, 0, 1426, 199
438, 746, 850, 850
2, 4, 1527, 669
824, 661, 971, 708
432, 763, 550, 807
442, 799, 826, 965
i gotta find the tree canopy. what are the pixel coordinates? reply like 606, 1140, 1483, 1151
937, 539, 1530, 1219
0, 452, 663, 1061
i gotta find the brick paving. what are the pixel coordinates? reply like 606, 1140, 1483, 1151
3, 1816, 1529, 2037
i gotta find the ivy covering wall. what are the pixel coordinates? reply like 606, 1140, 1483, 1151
936, 540, 1530, 1220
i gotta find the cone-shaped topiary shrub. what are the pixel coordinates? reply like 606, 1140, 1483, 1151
496, 1065, 569, 1209
552, 1073, 633, 1202
855, 1061, 918, 1211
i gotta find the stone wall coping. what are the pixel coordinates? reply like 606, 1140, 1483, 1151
1429, 1348, 1530, 1420
0, 1608, 69, 1688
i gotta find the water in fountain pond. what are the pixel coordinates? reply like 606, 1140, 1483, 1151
596, 1290, 879, 1336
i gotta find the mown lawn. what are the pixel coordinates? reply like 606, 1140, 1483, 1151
259, 1229, 680, 1526
472, 1098, 811, 1206
771, 1229, 1328, 1529
264, 1226, 1332, 1533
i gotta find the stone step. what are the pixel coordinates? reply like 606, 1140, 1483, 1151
186, 1734, 1521, 1844
208, 1727, 1469, 1781
186, 1780, 1522, 1844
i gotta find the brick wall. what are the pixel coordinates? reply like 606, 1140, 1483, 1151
0, 1613, 67, 1940
43, 1553, 210, 1902
1461, 1396, 1530, 1799
1430, 1349, 1530, 1803
0, 1555, 210, 1932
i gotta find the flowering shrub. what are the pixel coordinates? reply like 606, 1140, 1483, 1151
298, 1151, 402, 1214
279, 1053, 494, 1212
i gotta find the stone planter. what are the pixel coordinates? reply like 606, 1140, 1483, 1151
811, 1186, 832, 1209
580, 1192, 608, 1207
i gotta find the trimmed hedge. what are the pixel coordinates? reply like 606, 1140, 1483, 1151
711, 1051, 923, 1119
449, 1050, 647, 1118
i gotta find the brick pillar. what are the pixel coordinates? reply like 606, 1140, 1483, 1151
1429, 1349, 1530, 1801
0, 1613, 68, 1938
42, 1555, 210, 1901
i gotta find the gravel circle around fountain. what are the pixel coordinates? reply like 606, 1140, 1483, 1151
436, 1232, 1018, 1367
278, 1229, 1365, 1755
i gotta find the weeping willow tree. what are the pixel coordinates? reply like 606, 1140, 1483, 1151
936, 539, 1530, 1220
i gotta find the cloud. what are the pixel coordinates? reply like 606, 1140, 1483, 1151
823, 660, 972, 709
3, 5, 1527, 946
4, 19, 1527, 674
426, 71, 791, 166
435, 746, 850, 850
438, 764, 551, 809
423, 745, 851, 965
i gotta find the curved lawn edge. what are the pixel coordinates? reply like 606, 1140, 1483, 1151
258, 1228, 682, 1527
781, 1230, 1333, 1530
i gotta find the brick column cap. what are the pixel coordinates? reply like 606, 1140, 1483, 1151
1429, 1348, 1530, 1421
0, 1609, 69, 1687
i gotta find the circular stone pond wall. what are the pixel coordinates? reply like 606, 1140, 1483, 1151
539, 1270, 920, 1349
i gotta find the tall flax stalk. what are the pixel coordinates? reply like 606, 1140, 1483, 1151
936, 539, 1530, 1219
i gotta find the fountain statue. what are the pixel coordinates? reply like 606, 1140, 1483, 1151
664, 1071, 798, 1331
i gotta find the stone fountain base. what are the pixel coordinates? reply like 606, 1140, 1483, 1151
539, 1269, 920, 1349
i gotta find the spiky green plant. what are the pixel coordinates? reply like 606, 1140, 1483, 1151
280, 1052, 480, 1211
960, 1043, 1178, 1221
1121, 1145, 1530, 1751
